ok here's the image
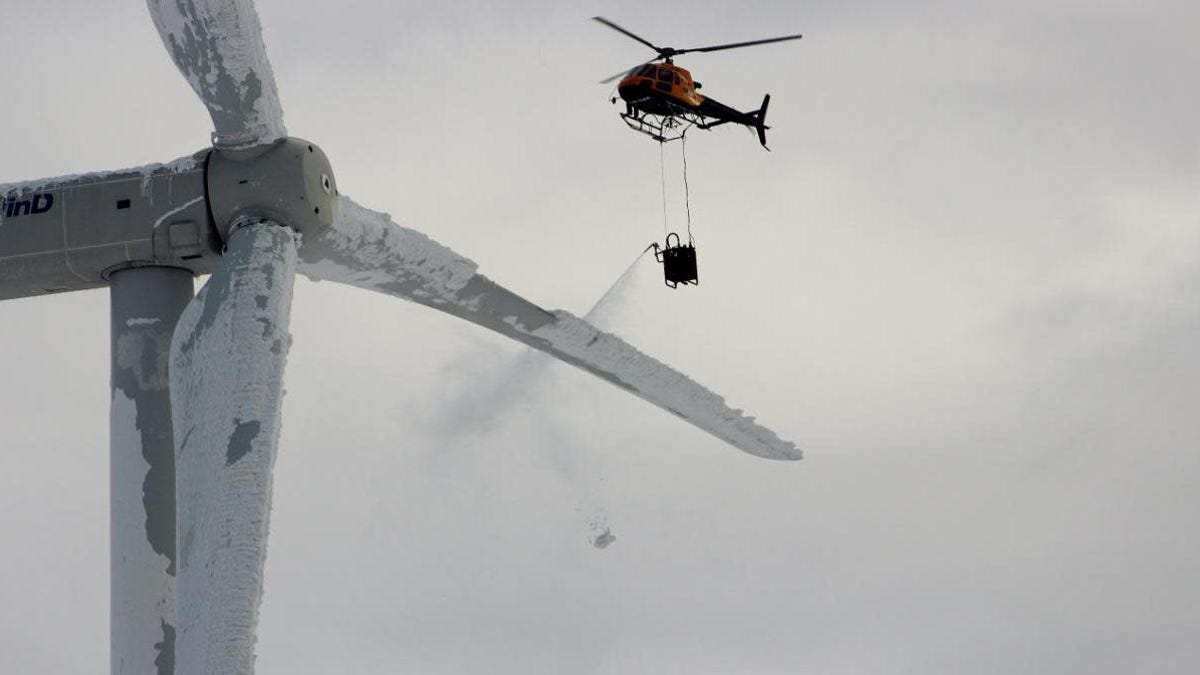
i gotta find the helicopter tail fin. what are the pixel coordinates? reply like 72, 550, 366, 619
754, 94, 771, 150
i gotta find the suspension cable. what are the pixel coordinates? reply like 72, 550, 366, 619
658, 140, 668, 239
681, 132, 693, 245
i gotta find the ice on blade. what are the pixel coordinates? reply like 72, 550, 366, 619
298, 195, 801, 461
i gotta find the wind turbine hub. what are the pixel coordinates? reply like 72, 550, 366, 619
207, 138, 339, 243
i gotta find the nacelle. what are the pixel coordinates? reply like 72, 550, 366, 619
0, 138, 338, 302
0, 153, 218, 301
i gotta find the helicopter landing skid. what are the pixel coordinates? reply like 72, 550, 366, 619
619, 108, 705, 143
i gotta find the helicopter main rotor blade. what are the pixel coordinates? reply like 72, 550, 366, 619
297, 196, 802, 461
674, 33, 803, 56
592, 16, 664, 54
599, 57, 658, 85
146, 0, 287, 149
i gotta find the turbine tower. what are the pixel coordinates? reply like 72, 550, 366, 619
0, 2, 801, 673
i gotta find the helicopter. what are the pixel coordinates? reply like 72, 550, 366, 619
594, 16, 802, 149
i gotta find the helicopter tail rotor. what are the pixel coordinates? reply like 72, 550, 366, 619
754, 94, 771, 149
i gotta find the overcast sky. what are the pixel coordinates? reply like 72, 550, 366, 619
3, 1, 1200, 673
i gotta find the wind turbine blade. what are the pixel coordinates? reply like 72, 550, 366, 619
298, 196, 801, 461
170, 224, 297, 673
146, 0, 287, 148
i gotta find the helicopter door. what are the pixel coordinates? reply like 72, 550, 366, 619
655, 68, 673, 92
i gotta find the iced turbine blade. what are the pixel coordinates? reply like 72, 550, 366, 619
146, 0, 286, 148
170, 224, 297, 674
298, 196, 801, 461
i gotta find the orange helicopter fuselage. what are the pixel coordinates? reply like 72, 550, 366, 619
616, 62, 705, 114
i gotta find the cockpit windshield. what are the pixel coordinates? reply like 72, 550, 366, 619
635, 65, 656, 77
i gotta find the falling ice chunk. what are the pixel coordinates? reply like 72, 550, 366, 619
587, 509, 615, 550
591, 528, 616, 549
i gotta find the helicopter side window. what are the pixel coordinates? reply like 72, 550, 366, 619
657, 69, 673, 82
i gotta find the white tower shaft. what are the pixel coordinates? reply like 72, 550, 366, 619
110, 267, 194, 674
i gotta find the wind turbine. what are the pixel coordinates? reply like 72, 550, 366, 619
0, 2, 801, 673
